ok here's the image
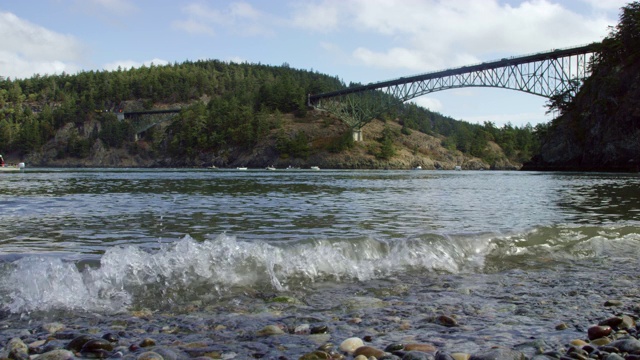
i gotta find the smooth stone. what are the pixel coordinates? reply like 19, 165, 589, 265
29, 339, 48, 352
317, 343, 334, 353
353, 346, 386, 358
354, 356, 368, 360
42, 341, 68, 354
139, 338, 156, 348
36, 349, 75, 360
310, 325, 328, 334
308, 334, 331, 345
451, 353, 471, 360
590, 337, 612, 346
136, 351, 164, 360
385, 344, 404, 352
604, 354, 625, 360
299, 351, 330, 360
404, 344, 437, 352
570, 340, 589, 347
8, 338, 29, 360
149, 347, 179, 360
42, 323, 66, 334
343, 296, 386, 310
339, 338, 364, 353
102, 333, 120, 343
470, 347, 526, 360
604, 300, 623, 307
619, 315, 636, 330
66, 335, 96, 352
80, 339, 114, 358
436, 315, 458, 327
599, 317, 624, 328
436, 352, 455, 360
294, 324, 310, 334
556, 323, 570, 330
588, 326, 612, 340
568, 352, 589, 360
402, 351, 433, 359
608, 339, 640, 353
257, 325, 285, 336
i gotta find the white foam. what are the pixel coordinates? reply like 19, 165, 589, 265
0, 232, 518, 314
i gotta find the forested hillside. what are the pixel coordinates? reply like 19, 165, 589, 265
0, 55, 542, 169
523, 2, 640, 172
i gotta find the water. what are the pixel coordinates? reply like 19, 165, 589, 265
0, 169, 639, 317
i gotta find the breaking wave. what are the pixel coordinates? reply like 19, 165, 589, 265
1, 224, 639, 314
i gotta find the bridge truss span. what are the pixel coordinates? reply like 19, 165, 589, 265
390, 49, 594, 101
308, 43, 598, 139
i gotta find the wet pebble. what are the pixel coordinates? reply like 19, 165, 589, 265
36, 349, 75, 360
7, 337, 29, 360
42, 322, 66, 335
257, 325, 285, 336
66, 335, 96, 352
608, 338, 640, 353
139, 338, 156, 348
80, 339, 114, 358
136, 351, 164, 360
353, 345, 386, 358
588, 325, 612, 340
339, 337, 364, 353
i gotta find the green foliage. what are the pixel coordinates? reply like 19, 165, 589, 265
327, 130, 355, 153
276, 131, 310, 159
98, 114, 134, 148
0, 48, 547, 164
376, 125, 396, 160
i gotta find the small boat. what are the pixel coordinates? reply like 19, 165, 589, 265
0, 162, 25, 172
310, 166, 320, 170
266, 166, 276, 171
413, 166, 422, 170
236, 167, 248, 170
454, 165, 462, 171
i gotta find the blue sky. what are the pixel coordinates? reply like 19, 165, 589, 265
0, 0, 628, 127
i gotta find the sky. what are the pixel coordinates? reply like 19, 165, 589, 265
0, 0, 629, 127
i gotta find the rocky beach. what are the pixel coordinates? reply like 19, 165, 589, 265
2, 254, 639, 360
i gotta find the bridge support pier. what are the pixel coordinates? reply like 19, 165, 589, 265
352, 129, 363, 142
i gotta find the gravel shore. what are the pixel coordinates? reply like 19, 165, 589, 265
1, 257, 639, 360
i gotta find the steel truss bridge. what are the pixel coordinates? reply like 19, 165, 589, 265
308, 43, 599, 140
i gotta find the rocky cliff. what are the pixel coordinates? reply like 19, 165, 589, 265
522, 3, 640, 172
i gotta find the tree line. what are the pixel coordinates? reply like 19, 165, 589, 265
0, 57, 544, 164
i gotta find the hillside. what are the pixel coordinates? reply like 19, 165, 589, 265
22, 105, 517, 170
522, 2, 640, 172
1, 55, 537, 169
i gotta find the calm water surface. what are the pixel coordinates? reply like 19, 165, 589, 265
0, 168, 639, 313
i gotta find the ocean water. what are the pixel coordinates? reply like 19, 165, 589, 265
0, 168, 639, 316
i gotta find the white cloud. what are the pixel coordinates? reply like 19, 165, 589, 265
228, 56, 247, 64
0, 12, 85, 79
290, 2, 340, 32
81, 0, 138, 16
409, 97, 444, 113
291, 0, 615, 72
577, 0, 627, 11
102, 58, 169, 72
174, 2, 274, 37
171, 19, 216, 36
462, 111, 551, 127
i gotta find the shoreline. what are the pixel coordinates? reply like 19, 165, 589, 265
1, 257, 638, 359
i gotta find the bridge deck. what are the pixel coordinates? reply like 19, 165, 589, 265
309, 43, 599, 101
